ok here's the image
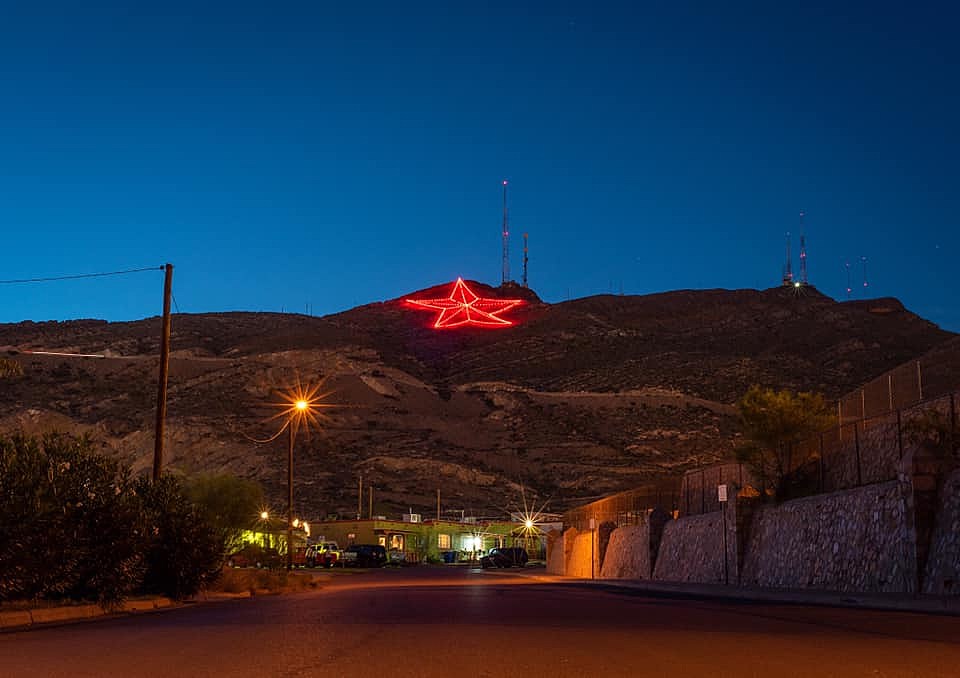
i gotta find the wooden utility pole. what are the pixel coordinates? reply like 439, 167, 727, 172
436, 489, 441, 522
368, 486, 374, 519
152, 263, 173, 482
287, 419, 295, 571
358, 473, 363, 519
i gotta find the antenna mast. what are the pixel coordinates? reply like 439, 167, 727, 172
861, 255, 869, 291
799, 211, 808, 285
501, 180, 510, 285
522, 232, 529, 288
781, 231, 793, 286
845, 261, 852, 299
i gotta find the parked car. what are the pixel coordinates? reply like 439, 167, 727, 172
306, 542, 342, 568
341, 544, 387, 568
227, 544, 283, 569
480, 547, 529, 569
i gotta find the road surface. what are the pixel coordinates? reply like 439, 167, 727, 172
2, 567, 959, 677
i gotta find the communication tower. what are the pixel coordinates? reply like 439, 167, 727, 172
845, 261, 852, 299
522, 232, 529, 288
799, 211, 808, 285
781, 232, 794, 286
861, 256, 869, 290
501, 180, 510, 285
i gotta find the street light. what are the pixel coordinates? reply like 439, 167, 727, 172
268, 381, 332, 570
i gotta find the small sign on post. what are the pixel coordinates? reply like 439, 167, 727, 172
718, 484, 728, 503
588, 518, 596, 530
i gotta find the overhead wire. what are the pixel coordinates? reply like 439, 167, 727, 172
0, 265, 163, 285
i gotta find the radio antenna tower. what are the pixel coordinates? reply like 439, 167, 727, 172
501, 180, 510, 285
522, 232, 529, 288
781, 231, 793, 286
845, 261, 852, 299
861, 255, 869, 290
799, 211, 808, 285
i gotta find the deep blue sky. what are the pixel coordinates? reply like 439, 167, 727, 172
1, 2, 957, 331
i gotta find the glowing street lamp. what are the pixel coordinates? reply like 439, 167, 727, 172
265, 380, 333, 570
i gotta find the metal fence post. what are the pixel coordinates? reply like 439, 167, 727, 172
951, 392, 957, 457
897, 408, 903, 462
818, 433, 825, 493
854, 422, 863, 486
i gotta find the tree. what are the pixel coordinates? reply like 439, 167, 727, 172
185, 474, 264, 556
735, 385, 833, 500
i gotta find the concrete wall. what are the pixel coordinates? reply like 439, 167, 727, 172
740, 480, 916, 593
565, 528, 595, 578
546, 529, 564, 575
652, 512, 725, 584
924, 468, 960, 595
599, 524, 651, 579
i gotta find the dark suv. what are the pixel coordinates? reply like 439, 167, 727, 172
341, 544, 387, 568
480, 547, 529, 569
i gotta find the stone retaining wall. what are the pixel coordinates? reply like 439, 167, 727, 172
924, 468, 960, 595
652, 512, 725, 584
740, 480, 916, 593
599, 524, 651, 579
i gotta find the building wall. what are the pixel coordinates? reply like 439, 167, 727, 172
652, 512, 725, 583
924, 468, 960, 595
740, 480, 916, 593
599, 524, 651, 579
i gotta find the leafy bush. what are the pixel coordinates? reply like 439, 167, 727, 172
136, 475, 222, 600
0, 432, 224, 604
0, 433, 146, 604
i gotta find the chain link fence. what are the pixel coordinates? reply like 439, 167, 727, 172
562, 480, 680, 532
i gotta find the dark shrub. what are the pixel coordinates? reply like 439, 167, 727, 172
136, 475, 222, 600
0, 433, 146, 604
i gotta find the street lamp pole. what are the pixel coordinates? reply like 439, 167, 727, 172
287, 417, 295, 571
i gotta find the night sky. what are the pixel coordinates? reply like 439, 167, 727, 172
1, 2, 957, 331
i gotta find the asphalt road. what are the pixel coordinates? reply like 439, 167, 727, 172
3, 567, 960, 678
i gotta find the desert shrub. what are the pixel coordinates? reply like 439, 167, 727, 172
904, 409, 957, 462
136, 475, 222, 600
0, 433, 147, 604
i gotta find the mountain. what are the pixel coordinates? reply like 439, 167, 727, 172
0, 281, 955, 519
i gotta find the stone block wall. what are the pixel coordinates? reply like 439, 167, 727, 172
652, 512, 725, 584
599, 524, 651, 579
924, 468, 960, 595
740, 480, 916, 593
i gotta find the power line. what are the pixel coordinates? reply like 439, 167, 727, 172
0, 265, 163, 285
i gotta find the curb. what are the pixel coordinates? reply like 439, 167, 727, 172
0, 597, 177, 632
505, 572, 960, 616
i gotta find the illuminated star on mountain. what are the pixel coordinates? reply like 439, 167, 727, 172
405, 278, 523, 329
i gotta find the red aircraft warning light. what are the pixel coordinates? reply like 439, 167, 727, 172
405, 278, 523, 329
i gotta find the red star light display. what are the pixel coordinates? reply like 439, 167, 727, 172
405, 278, 523, 329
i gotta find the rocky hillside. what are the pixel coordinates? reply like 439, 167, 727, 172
0, 281, 955, 519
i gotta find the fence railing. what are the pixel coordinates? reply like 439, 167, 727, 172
562, 480, 680, 532
678, 463, 752, 517
681, 390, 958, 515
